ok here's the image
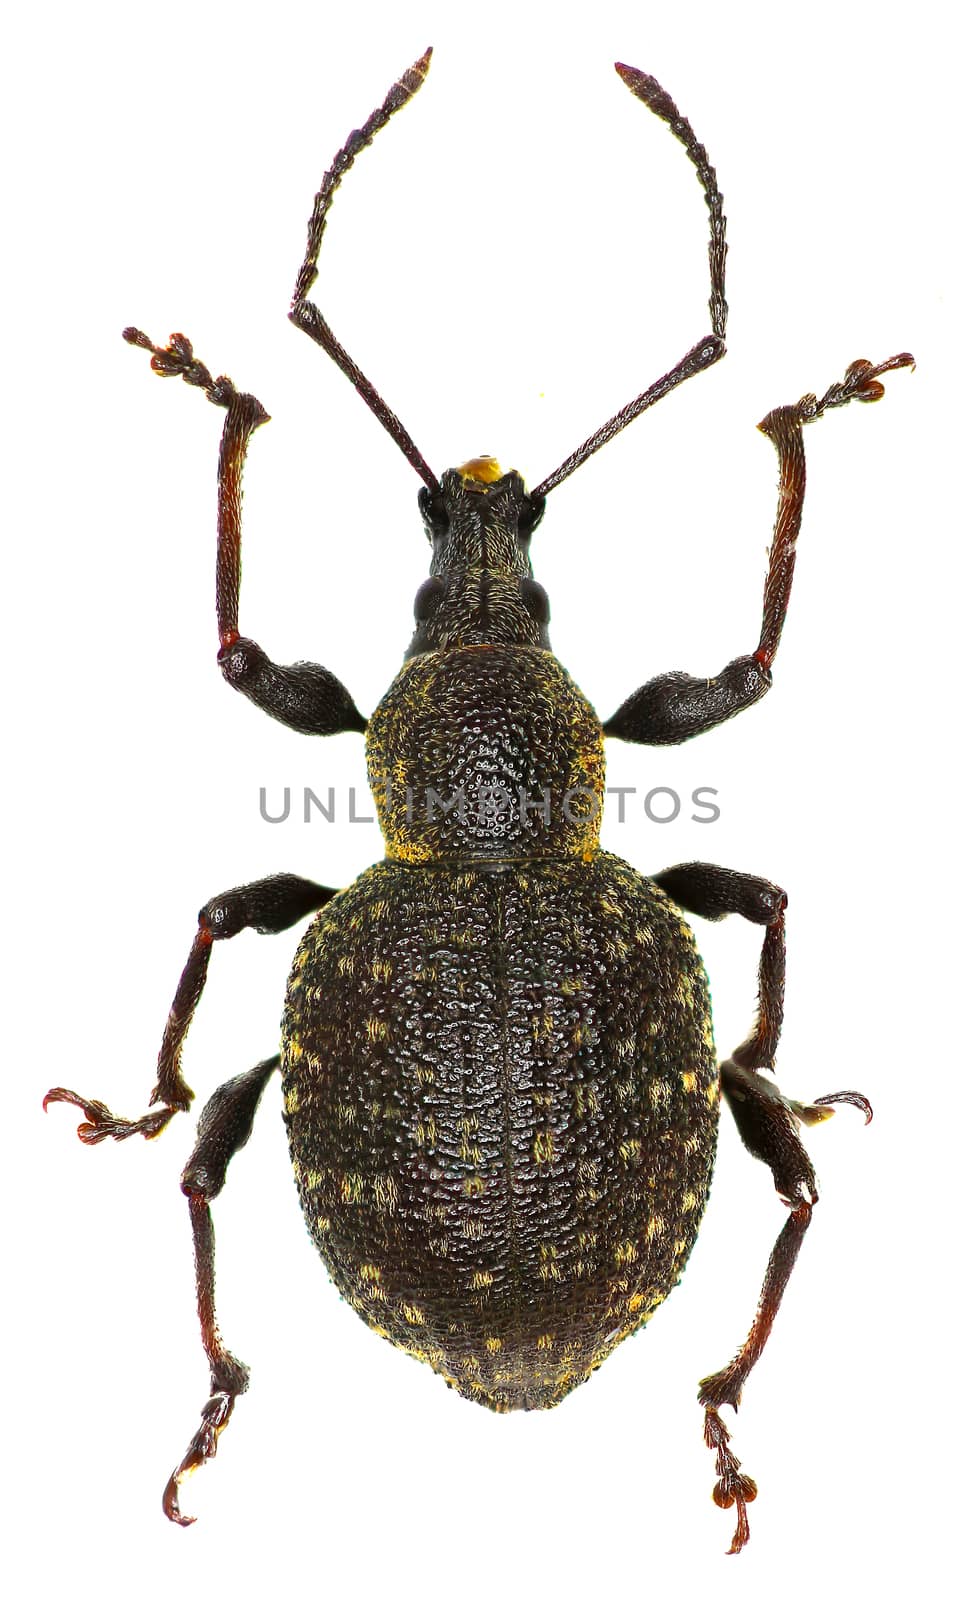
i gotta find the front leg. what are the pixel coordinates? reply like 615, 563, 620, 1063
123, 329, 367, 735
604, 352, 913, 745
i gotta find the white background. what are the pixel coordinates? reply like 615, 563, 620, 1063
5, 1, 965, 1595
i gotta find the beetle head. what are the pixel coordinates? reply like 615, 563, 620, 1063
406, 460, 549, 657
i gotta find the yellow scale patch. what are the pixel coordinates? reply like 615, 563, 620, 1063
372, 1173, 399, 1214
457, 455, 503, 484
676, 972, 697, 1009
573, 1083, 600, 1116
340, 1173, 364, 1204
532, 1130, 555, 1164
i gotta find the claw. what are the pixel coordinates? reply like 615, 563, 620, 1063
859, 351, 915, 380
704, 1408, 757, 1555
163, 1392, 237, 1527
813, 1088, 873, 1124
122, 327, 260, 419
841, 353, 912, 403
837, 352, 915, 408
793, 352, 915, 424
782, 1085, 873, 1129
43, 1085, 177, 1143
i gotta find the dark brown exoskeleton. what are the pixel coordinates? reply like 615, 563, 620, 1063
45, 49, 912, 1552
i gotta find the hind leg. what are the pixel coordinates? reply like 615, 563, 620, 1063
653, 861, 871, 1552
163, 1055, 279, 1525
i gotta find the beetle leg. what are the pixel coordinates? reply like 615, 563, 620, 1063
653, 861, 871, 1551
602, 351, 914, 746
703, 1086, 867, 1560
163, 1055, 279, 1525
121, 328, 368, 735
45, 873, 333, 1141
653, 862, 786, 1072
698, 1070, 818, 1555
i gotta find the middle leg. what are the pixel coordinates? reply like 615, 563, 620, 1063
45, 873, 334, 1141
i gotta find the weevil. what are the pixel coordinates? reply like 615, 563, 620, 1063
45, 48, 912, 1552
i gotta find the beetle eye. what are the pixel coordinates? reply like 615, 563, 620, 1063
518, 495, 546, 539
519, 576, 550, 625
418, 486, 449, 539
414, 577, 445, 622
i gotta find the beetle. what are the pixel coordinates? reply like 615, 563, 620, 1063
44, 48, 911, 1552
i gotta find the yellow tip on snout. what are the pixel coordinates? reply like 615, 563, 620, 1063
457, 455, 503, 484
